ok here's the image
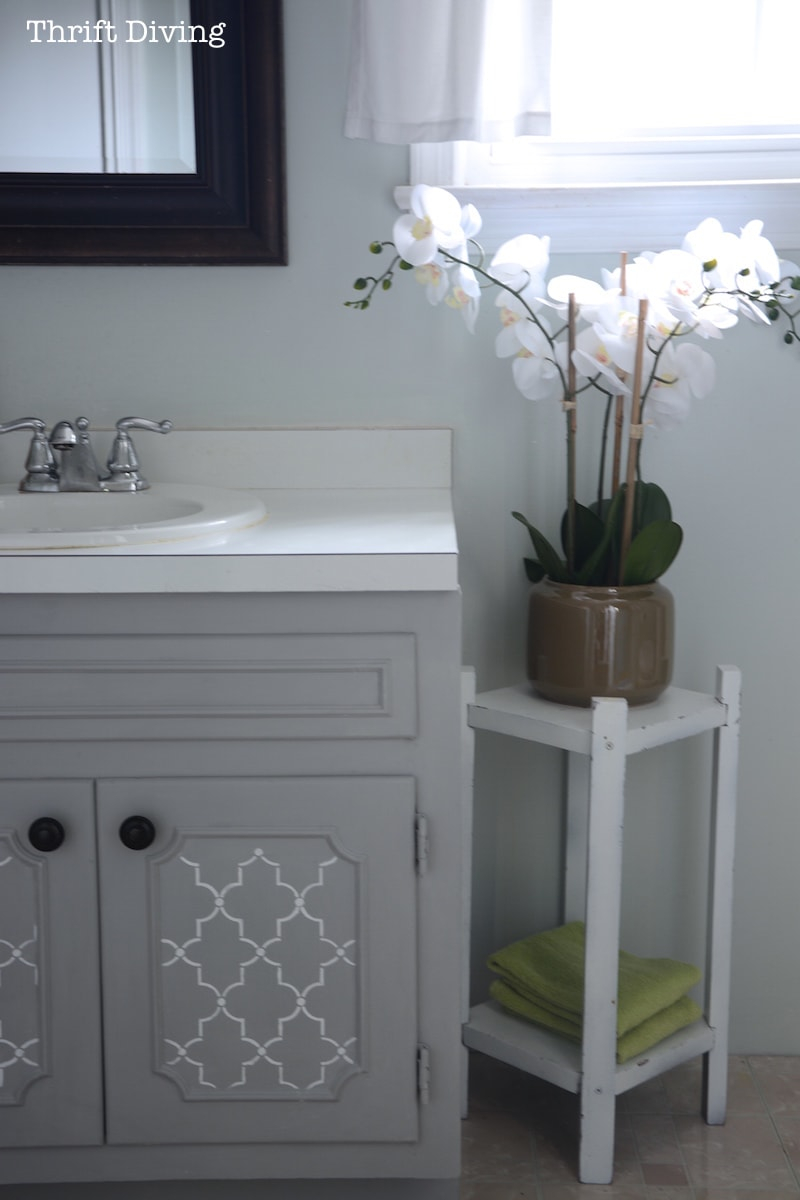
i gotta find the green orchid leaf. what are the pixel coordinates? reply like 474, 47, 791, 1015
633, 481, 672, 532
589, 496, 614, 521
622, 520, 683, 585
574, 487, 626, 584
560, 502, 605, 570
511, 511, 567, 581
585, 483, 677, 580
524, 557, 546, 582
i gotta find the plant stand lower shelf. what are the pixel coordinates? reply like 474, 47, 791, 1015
463, 666, 741, 1185
465, 1004, 714, 1096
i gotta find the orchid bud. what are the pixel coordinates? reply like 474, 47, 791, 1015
702, 258, 717, 272
369, 241, 383, 254
399, 260, 414, 270
784, 332, 794, 344
382, 279, 392, 291
353, 277, 368, 290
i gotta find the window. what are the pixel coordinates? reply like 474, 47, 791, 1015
399, 0, 800, 252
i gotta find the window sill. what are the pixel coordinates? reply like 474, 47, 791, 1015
393, 180, 800, 256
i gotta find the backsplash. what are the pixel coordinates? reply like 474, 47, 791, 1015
0, 427, 453, 492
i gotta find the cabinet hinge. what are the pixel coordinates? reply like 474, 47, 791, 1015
415, 813, 429, 876
417, 1042, 431, 1105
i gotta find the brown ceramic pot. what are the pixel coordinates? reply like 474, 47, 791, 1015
527, 578, 674, 707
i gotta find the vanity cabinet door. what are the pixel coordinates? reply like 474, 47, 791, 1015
97, 776, 420, 1147
0, 781, 103, 1148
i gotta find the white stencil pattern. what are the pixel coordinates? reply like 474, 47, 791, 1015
0, 845, 42, 1103
157, 836, 360, 1100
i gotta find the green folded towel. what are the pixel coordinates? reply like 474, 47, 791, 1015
487, 921, 703, 1063
489, 979, 702, 1063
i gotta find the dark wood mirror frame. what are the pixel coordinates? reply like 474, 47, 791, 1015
0, 0, 287, 264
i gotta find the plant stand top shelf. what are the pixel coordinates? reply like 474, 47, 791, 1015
467, 674, 736, 756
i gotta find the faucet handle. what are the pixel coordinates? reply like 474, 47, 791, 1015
0, 418, 58, 492
115, 417, 173, 437
0, 417, 47, 436
105, 416, 173, 492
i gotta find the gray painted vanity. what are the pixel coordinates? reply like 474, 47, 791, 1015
0, 429, 463, 1199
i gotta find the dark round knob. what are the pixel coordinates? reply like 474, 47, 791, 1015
119, 815, 156, 851
28, 817, 65, 853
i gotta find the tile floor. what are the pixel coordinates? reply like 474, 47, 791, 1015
461, 1051, 800, 1199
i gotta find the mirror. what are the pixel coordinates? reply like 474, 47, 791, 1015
0, 0, 198, 174
0, 0, 287, 263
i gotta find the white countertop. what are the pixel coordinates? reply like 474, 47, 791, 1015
0, 430, 459, 594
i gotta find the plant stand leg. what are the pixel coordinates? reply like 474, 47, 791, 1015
703, 665, 741, 1124
579, 697, 628, 1185
564, 751, 590, 923
460, 668, 476, 1119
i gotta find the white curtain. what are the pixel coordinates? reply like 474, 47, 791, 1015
345, 0, 552, 144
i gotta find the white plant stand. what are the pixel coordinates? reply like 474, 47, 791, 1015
464, 665, 741, 1185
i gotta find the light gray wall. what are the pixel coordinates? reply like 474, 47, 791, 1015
1, 0, 797, 1054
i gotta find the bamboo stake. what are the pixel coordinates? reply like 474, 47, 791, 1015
564, 293, 577, 576
610, 252, 627, 497
619, 297, 648, 580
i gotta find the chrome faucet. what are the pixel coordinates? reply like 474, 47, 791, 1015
50, 416, 105, 491
0, 415, 172, 492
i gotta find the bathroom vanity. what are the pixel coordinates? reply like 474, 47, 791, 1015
0, 429, 463, 1199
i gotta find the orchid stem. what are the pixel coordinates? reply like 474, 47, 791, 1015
620, 298, 648, 581
565, 294, 577, 577
611, 253, 628, 498
598, 396, 613, 508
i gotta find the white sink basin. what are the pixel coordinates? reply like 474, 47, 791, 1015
0, 483, 267, 550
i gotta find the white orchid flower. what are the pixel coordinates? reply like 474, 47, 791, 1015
680, 217, 785, 331
601, 256, 653, 300
736, 294, 774, 324
510, 330, 567, 402
438, 201, 485, 271
603, 251, 725, 339
684, 295, 739, 337
414, 250, 481, 329
545, 274, 610, 320
678, 310, 730, 339
493, 286, 547, 326
645, 249, 704, 312
646, 343, 716, 430
490, 234, 551, 295
459, 203, 482, 243
621, 248, 736, 336
646, 295, 734, 344
494, 309, 565, 400
444, 262, 482, 332
682, 218, 745, 291
496, 304, 533, 358
392, 184, 465, 267
588, 296, 656, 376
414, 259, 450, 305
738, 220, 780, 286
572, 327, 632, 394
494, 300, 554, 356
720, 221, 782, 323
